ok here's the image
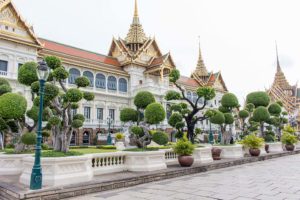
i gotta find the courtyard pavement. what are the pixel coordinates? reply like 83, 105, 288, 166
70, 154, 300, 200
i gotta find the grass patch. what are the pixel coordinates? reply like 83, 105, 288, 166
72, 148, 116, 154
123, 147, 161, 152
41, 150, 83, 157
4, 149, 34, 154
96, 145, 116, 150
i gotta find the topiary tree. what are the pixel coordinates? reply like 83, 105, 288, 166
165, 69, 216, 143
21, 132, 36, 150
246, 91, 270, 108
238, 110, 249, 133
267, 103, 287, 137
120, 91, 165, 148
252, 106, 270, 137
18, 56, 94, 152
152, 131, 169, 145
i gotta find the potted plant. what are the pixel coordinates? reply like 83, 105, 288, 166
173, 138, 195, 167
115, 133, 125, 150
263, 129, 276, 153
241, 134, 264, 156
281, 133, 298, 151
211, 147, 222, 160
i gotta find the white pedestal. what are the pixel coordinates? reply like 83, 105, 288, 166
193, 146, 213, 164
267, 142, 283, 153
0, 154, 32, 175
219, 144, 244, 159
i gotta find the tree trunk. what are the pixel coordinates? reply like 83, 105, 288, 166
260, 122, 265, 138
187, 123, 195, 143
0, 132, 3, 150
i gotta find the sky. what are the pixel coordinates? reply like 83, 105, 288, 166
13, 0, 300, 104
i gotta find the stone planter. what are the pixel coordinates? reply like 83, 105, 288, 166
0, 154, 32, 175
20, 155, 93, 187
193, 146, 213, 163
295, 142, 300, 150
218, 144, 244, 159
115, 141, 125, 151
243, 146, 267, 156
267, 142, 283, 153
125, 151, 167, 172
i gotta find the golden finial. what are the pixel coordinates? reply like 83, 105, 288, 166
275, 40, 281, 72
134, 0, 138, 17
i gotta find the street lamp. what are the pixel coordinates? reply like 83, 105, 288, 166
107, 116, 113, 145
208, 104, 214, 144
30, 60, 49, 190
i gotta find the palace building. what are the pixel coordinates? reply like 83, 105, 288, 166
0, 0, 228, 145
268, 44, 300, 130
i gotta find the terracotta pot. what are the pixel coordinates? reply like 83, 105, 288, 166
249, 148, 260, 157
265, 144, 269, 153
178, 155, 194, 167
211, 147, 222, 160
285, 144, 295, 151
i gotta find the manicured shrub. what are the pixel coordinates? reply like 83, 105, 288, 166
145, 103, 166, 124
21, 132, 36, 145
0, 84, 11, 95
209, 110, 225, 125
71, 119, 83, 128
66, 88, 83, 102
115, 133, 124, 140
281, 133, 298, 145
221, 93, 239, 108
31, 81, 40, 93
169, 69, 180, 83
75, 76, 90, 88
241, 134, 264, 149
18, 62, 38, 86
73, 114, 85, 122
45, 56, 62, 69
268, 103, 282, 116
48, 116, 61, 126
134, 91, 155, 109
252, 106, 270, 123
71, 103, 79, 109
218, 106, 230, 113
52, 66, 69, 80
245, 103, 255, 112
173, 138, 195, 155
42, 131, 51, 138
83, 92, 95, 101
246, 91, 270, 107
152, 131, 169, 145
239, 110, 249, 119
26, 106, 39, 122
120, 108, 138, 122
0, 77, 10, 86
0, 117, 7, 131
224, 113, 234, 124
0, 93, 27, 119
130, 126, 144, 137
165, 91, 181, 101
196, 86, 216, 100
41, 143, 50, 150
168, 113, 183, 127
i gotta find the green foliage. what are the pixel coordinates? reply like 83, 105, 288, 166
0, 117, 7, 131
221, 93, 239, 108
0, 84, 11, 96
26, 106, 39, 122
268, 103, 282, 116
73, 114, 85, 122
48, 116, 61, 125
83, 92, 95, 101
175, 131, 184, 139
179, 103, 188, 109
71, 103, 79, 109
218, 106, 230, 113
281, 133, 298, 145
21, 132, 36, 145
66, 88, 83, 102
45, 56, 62, 69
283, 125, 296, 134
276, 100, 283, 107
173, 138, 195, 155
224, 113, 234, 124
115, 133, 124, 140
42, 131, 51, 138
241, 134, 264, 149
18, 62, 38, 86
41, 151, 83, 157
134, 91, 155, 109
0, 93, 27, 119
165, 91, 181, 101
31, 81, 40, 93
169, 69, 180, 83
72, 119, 83, 128
264, 130, 276, 142
6, 120, 18, 132
175, 121, 185, 129
245, 103, 255, 112
145, 103, 166, 124
96, 145, 117, 150
42, 107, 52, 121
44, 83, 59, 101
170, 104, 182, 112
246, 91, 270, 107
52, 66, 69, 80
41, 144, 50, 150
75, 76, 90, 87
120, 108, 138, 122
168, 113, 183, 127
130, 126, 144, 137
196, 86, 216, 101
239, 110, 249, 119
209, 110, 225, 125
152, 131, 169, 145
33, 96, 50, 107
252, 106, 270, 123
0, 78, 10, 86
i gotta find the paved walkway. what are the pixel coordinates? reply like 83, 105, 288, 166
70, 154, 300, 200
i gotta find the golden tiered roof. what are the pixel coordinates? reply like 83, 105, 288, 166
125, 0, 147, 45
194, 42, 209, 77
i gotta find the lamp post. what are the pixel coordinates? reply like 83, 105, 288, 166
30, 60, 49, 190
107, 117, 113, 145
209, 121, 214, 144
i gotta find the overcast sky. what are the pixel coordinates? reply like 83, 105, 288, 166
14, 0, 300, 103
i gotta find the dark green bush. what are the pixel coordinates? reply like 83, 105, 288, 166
18, 62, 38, 86
83, 92, 95, 101
52, 66, 69, 80
0, 117, 7, 131
165, 91, 181, 101
0, 84, 11, 95
145, 103, 165, 124
75, 76, 90, 88
120, 108, 138, 122
152, 131, 169, 145
0, 93, 27, 119
253, 106, 270, 123
134, 91, 155, 109
31, 81, 40, 93
221, 93, 239, 108
21, 132, 36, 145
26, 106, 39, 122
169, 69, 180, 83
268, 103, 282, 116
246, 91, 270, 107
210, 110, 225, 125
0, 78, 10, 86
48, 116, 61, 125
196, 86, 216, 100
66, 88, 83, 102
168, 113, 183, 127
73, 114, 85, 122
41, 143, 50, 150
71, 103, 79, 109
239, 110, 249, 119
72, 119, 83, 128
45, 56, 61, 69
131, 126, 144, 137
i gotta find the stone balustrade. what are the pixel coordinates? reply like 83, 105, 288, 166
91, 152, 126, 175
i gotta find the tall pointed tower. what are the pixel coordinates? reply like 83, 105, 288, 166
125, 0, 148, 52
194, 41, 209, 77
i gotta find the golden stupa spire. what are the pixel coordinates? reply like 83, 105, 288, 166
195, 37, 208, 76
276, 41, 281, 72
125, 0, 147, 46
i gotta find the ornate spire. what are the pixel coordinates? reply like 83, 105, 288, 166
195, 38, 208, 76
125, 0, 147, 48
276, 41, 281, 72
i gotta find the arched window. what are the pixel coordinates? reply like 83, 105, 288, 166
187, 91, 192, 101
82, 131, 90, 145
107, 76, 117, 90
96, 73, 106, 89
83, 71, 94, 87
118, 78, 127, 92
68, 68, 80, 84
192, 92, 198, 104
70, 131, 77, 146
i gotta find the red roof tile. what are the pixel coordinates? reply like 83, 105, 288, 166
39, 38, 120, 67
178, 76, 199, 87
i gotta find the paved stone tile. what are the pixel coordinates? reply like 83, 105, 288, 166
70, 154, 300, 200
